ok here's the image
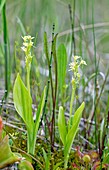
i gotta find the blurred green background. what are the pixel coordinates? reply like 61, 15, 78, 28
3, 0, 109, 62
1, 0, 109, 97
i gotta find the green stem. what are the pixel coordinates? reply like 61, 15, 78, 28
27, 128, 35, 155
25, 45, 33, 155
69, 84, 76, 130
27, 66, 30, 96
64, 155, 69, 169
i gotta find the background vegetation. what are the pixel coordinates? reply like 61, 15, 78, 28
1, 0, 109, 169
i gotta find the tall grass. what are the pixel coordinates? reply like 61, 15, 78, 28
2, 2, 10, 99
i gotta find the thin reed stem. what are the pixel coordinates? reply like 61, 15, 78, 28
86, 0, 89, 25
73, 0, 76, 55
50, 24, 55, 149
92, 0, 98, 149
79, 0, 82, 56
2, 3, 8, 98
68, 1, 76, 58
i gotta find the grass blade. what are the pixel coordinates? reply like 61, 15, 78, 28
0, 0, 6, 13
17, 17, 26, 36
2, 1, 10, 98
42, 148, 50, 170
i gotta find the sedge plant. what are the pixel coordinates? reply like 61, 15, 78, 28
58, 56, 87, 169
13, 35, 46, 155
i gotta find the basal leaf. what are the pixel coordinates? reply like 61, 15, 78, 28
27, 86, 46, 155
64, 102, 85, 160
34, 86, 46, 135
71, 102, 85, 126
13, 73, 34, 129
58, 106, 67, 146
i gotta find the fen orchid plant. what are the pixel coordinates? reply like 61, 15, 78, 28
21, 35, 34, 95
58, 55, 87, 169
69, 56, 87, 129
13, 35, 46, 155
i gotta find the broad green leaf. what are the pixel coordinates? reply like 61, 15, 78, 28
13, 73, 34, 129
64, 102, 85, 160
57, 44, 67, 92
71, 102, 85, 126
58, 106, 67, 146
42, 148, 50, 170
